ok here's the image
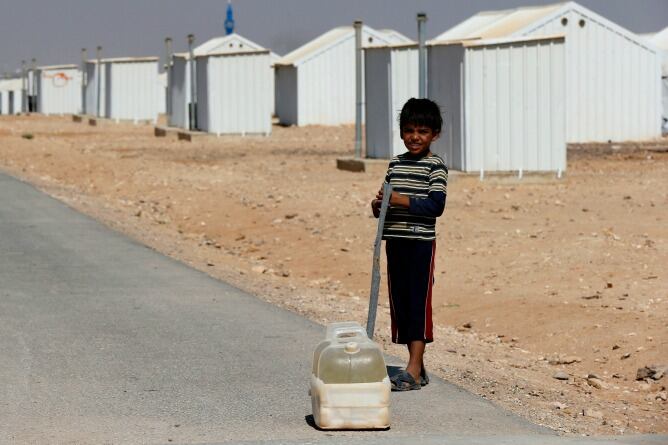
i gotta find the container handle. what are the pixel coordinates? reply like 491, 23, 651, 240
331, 325, 368, 340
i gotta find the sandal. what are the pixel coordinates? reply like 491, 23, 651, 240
391, 370, 421, 391
420, 367, 430, 386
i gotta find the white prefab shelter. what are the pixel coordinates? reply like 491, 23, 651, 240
104, 57, 159, 122
85, 57, 159, 121
168, 33, 275, 129
434, 1, 662, 143
428, 35, 567, 173
195, 50, 272, 135
35, 64, 82, 115
275, 26, 411, 126
0, 78, 23, 114
195, 33, 280, 115
364, 44, 419, 158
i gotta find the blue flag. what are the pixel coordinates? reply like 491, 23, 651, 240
224, 1, 235, 35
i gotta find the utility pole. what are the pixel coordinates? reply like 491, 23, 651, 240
21, 60, 26, 113
187, 33, 197, 130
417, 13, 427, 98
164, 37, 172, 120
81, 48, 87, 114
30, 58, 36, 112
96, 46, 102, 118
354, 20, 363, 159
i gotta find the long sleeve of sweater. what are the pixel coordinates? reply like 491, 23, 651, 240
409, 191, 446, 217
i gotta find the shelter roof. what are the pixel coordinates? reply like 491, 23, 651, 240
173, 34, 277, 62
174, 49, 271, 60
377, 29, 413, 44
276, 25, 409, 66
194, 49, 270, 59
641, 27, 668, 74
86, 57, 159, 64
0, 78, 22, 90
433, 1, 656, 53
430, 33, 565, 49
36, 64, 79, 71
194, 33, 267, 55
642, 26, 668, 50
364, 42, 419, 51
433, 2, 563, 41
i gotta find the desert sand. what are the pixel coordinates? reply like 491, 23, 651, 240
0, 114, 666, 435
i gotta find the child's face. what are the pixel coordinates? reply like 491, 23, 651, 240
401, 123, 439, 156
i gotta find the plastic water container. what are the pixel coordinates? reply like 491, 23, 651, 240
310, 321, 391, 429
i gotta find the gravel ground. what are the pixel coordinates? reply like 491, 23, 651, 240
0, 114, 666, 436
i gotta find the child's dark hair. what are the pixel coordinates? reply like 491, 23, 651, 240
399, 98, 443, 134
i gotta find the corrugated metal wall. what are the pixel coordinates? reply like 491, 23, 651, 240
9, 90, 23, 114
464, 39, 566, 172
286, 29, 385, 126
522, 8, 661, 142
197, 52, 272, 135
389, 47, 419, 156
84, 62, 106, 116
157, 73, 166, 115
0, 79, 24, 115
364, 48, 392, 158
0, 91, 7, 114
428, 44, 466, 169
297, 36, 357, 125
364, 46, 419, 159
275, 66, 298, 125
195, 56, 210, 131
168, 57, 191, 128
27, 71, 36, 105
663, 77, 668, 133
10, 90, 22, 114
105, 61, 159, 121
269, 60, 277, 117
1, 88, 22, 114
37, 68, 82, 115
0, 78, 23, 114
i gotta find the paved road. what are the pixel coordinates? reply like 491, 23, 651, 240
0, 171, 663, 445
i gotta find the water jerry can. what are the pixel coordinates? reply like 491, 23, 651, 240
310, 322, 391, 429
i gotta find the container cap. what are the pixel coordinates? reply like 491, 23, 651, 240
344, 342, 360, 354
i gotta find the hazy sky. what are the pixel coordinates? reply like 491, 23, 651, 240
0, 0, 665, 74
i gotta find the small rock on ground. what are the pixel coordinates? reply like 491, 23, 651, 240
553, 371, 569, 380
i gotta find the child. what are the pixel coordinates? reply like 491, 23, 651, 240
371, 98, 447, 391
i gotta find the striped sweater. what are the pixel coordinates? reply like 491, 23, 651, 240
382, 152, 448, 241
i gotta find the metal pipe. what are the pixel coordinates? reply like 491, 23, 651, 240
187, 33, 197, 130
81, 48, 87, 114
417, 12, 427, 98
30, 58, 36, 112
96, 46, 102, 118
21, 60, 26, 113
164, 37, 172, 119
164, 37, 172, 70
81, 49, 87, 84
367, 182, 392, 339
354, 20, 363, 158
